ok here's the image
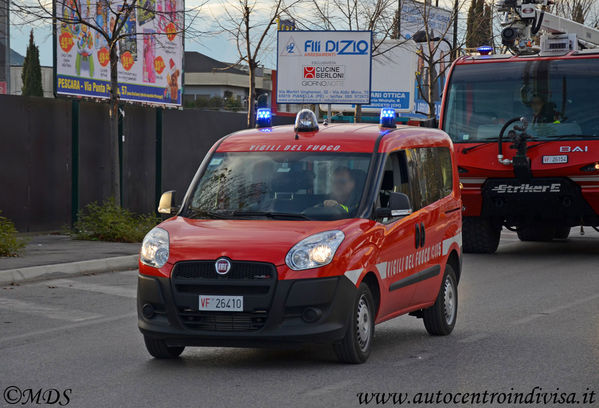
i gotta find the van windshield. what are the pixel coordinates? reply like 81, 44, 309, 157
442, 59, 599, 142
184, 152, 371, 220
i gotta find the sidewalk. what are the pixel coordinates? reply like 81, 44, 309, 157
0, 234, 140, 286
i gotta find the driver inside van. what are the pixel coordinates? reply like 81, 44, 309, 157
324, 166, 358, 213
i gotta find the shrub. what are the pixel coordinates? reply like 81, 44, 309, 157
0, 211, 26, 257
71, 199, 160, 243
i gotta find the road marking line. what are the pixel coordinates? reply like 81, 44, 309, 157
0, 312, 136, 346
44, 279, 137, 298
0, 297, 102, 322
512, 293, 599, 326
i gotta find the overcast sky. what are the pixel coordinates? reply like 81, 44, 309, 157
9, 0, 464, 68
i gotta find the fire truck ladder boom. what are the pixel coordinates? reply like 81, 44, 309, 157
540, 11, 599, 47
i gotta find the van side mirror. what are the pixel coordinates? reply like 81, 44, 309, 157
158, 190, 178, 215
373, 192, 412, 219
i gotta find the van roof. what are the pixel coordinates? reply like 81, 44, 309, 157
217, 123, 451, 154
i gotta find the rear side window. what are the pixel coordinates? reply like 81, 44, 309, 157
404, 147, 454, 211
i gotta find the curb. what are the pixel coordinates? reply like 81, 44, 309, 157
0, 255, 139, 286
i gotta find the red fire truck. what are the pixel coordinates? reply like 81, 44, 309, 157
440, 0, 599, 253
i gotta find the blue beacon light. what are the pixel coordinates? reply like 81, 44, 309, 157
256, 108, 272, 128
380, 107, 397, 128
477, 45, 493, 56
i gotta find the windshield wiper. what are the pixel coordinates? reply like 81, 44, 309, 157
461, 139, 498, 154
232, 211, 311, 220
186, 209, 230, 219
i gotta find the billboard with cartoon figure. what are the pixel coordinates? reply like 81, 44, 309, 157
54, 0, 183, 107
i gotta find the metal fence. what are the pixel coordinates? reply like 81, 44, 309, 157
0, 95, 293, 232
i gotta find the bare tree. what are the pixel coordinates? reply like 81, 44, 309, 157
302, 0, 399, 122
215, 0, 301, 128
548, 0, 596, 24
409, 0, 489, 120
12, 0, 204, 206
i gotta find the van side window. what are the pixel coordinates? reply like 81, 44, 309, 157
405, 147, 453, 210
377, 151, 412, 219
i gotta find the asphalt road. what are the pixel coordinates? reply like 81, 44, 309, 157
1, 230, 598, 408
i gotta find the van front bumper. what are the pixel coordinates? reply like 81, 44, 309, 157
137, 269, 357, 347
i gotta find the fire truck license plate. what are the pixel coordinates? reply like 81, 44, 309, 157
199, 295, 243, 312
542, 155, 568, 164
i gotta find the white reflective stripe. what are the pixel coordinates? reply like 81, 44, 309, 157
376, 262, 388, 279
344, 269, 362, 286
460, 178, 487, 184
581, 185, 599, 189
442, 232, 462, 255
570, 176, 599, 181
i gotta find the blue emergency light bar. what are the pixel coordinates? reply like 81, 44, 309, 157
256, 108, 272, 128
380, 108, 397, 128
477, 45, 493, 55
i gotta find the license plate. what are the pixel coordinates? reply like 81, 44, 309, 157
543, 155, 568, 164
199, 295, 243, 312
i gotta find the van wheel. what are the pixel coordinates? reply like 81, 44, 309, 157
333, 284, 375, 364
554, 226, 570, 240
462, 217, 501, 253
422, 265, 458, 336
144, 336, 185, 359
517, 225, 555, 242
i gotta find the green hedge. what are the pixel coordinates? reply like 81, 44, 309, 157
71, 199, 160, 243
0, 211, 26, 257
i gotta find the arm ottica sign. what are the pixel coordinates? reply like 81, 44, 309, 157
276, 31, 372, 105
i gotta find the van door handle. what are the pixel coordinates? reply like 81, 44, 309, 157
420, 223, 426, 247
415, 223, 420, 248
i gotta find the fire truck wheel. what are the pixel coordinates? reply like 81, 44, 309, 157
462, 217, 501, 253
554, 226, 571, 240
517, 225, 555, 242
144, 336, 185, 359
422, 265, 458, 336
333, 283, 375, 364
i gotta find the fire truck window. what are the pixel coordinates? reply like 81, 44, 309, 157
443, 59, 599, 142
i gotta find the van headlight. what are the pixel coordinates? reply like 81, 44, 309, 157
285, 230, 345, 271
140, 227, 170, 268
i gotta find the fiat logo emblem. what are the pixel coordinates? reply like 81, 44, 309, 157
215, 258, 231, 275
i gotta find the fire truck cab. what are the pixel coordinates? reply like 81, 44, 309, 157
137, 109, 462, 363
441, 1, 599, 253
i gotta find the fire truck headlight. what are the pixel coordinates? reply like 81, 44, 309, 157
286, 230, 345, 270
141, 227, 170, 268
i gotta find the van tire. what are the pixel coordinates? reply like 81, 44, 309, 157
462, 217, 501, 254
333, 284, 375, 364
422, 265, 458, 336
144, 336, 185, 359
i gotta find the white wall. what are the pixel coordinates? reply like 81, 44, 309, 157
10, 65, 54, 98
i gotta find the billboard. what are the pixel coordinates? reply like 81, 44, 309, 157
54, 0, 183, 107
400, 0, 453, 41
321, 41, 417, 114
276, 31, 372, 105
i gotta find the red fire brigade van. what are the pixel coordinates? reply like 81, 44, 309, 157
137, 108, 463, 363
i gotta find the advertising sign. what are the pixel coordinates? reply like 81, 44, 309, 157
277, 31, 372, 104
320, 41, 417, 114
363, 42, 416, 112
400, 0, 453, 40
55, 0, 183, 107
